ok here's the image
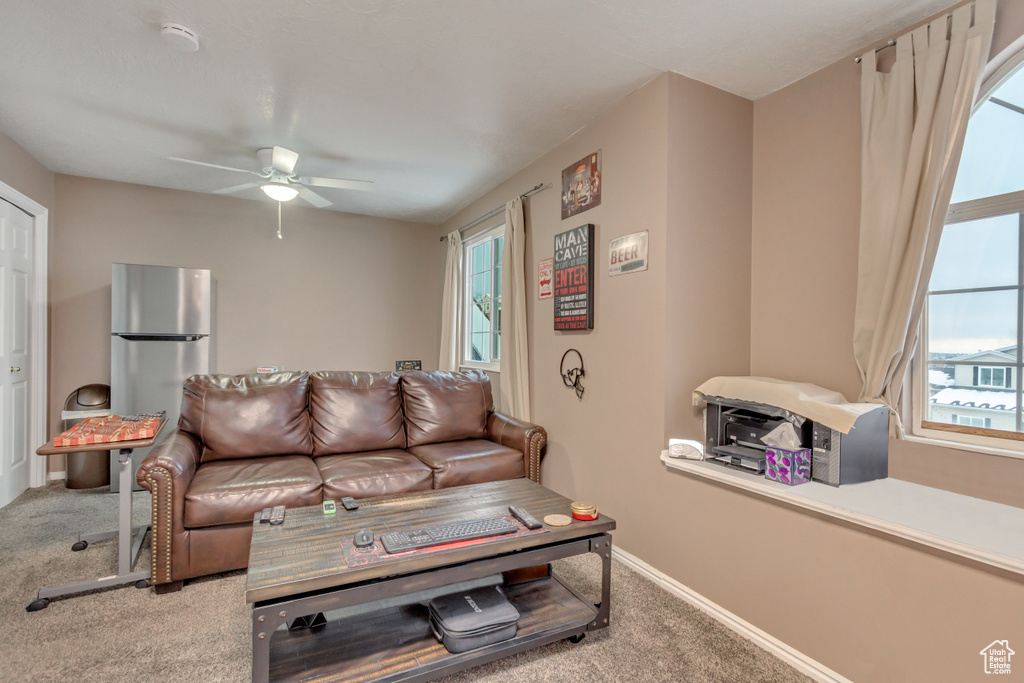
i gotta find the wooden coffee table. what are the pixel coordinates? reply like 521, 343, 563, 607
246, 478, 615, 682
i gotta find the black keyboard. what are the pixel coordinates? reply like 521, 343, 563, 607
381, 517, 518, 553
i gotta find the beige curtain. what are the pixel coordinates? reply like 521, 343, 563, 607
853, 0, 995, 428
499, 197, 531, 420
438, 230, 462, 372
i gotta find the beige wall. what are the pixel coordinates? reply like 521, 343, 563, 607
750, 57, 862, 403
441, 75, 674, 530
0, 131, 54, 210
751, 1, 1024, 510
665, 72, 753, 440
0, 132, 54, 482
439, 7, 1024, 678
49, 174, 439, 470
730, 2, 1024, 678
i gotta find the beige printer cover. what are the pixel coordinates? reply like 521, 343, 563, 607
693, 376, 886, 435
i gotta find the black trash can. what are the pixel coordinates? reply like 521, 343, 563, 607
64, 384, 111, 489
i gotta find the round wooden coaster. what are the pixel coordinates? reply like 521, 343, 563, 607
543, 513, 572, 527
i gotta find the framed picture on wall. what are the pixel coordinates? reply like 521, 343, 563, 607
538, 257, 553, 300
608, 230, 648, 276
560, 150, 602, 220
553, 224, 595, 330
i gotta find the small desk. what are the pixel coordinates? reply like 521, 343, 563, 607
28, 419, 166, 611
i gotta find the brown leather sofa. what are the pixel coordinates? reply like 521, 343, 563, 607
136, 369, 546, 592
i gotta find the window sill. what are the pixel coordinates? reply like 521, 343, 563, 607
905, 432, 1024, 462
660, 451, 1024, 577
459, 363, 499, 373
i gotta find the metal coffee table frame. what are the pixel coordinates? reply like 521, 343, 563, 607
28, 422, 165, 611
250, 533, 613, 683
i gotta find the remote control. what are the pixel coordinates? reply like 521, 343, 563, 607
508, 505, 542, 530
322, 500, 337, 514
269, 505, 286, 525
340, 497, 358, 511
259, 507, 272, 523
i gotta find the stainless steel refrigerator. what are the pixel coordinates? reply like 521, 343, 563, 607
110, 263, 214, 491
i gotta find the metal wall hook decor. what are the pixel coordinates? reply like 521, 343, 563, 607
560, 348, 585, 400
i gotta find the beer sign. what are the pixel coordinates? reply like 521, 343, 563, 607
608, 230, 648, 276
554, 224, 595, 330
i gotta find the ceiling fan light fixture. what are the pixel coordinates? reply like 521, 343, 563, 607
261, 182, 298, 202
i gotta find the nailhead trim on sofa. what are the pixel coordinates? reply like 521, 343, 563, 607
144, 467, 173, 584
528, 430, 543, 483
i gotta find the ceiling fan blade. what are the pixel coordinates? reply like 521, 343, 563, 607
297, 176, 374, 191
294, 185, 332, 208
212, 182, 259, 195
168, 157, 261, 176
272, 146, 300, 174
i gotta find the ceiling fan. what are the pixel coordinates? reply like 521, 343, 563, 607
168, 146, 373, 208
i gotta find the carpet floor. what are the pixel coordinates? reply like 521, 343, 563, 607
1, 482, 812, 683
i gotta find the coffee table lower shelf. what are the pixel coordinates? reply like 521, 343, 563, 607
268, 575, 595, 683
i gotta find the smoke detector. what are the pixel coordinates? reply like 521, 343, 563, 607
161, 23, 199, 53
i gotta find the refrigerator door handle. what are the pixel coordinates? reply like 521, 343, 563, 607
114, 334, 208, 342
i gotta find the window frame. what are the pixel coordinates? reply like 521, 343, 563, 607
910, 48, 1024, 458
913, 190, 1024, 453
459, 223, 504, 373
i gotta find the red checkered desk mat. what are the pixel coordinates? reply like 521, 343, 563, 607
53, 415, 164, 447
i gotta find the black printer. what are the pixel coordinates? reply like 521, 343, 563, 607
702, 395, 889, 486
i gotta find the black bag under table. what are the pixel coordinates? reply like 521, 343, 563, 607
429, 585, 521, 654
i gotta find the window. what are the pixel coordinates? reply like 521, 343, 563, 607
461, 225, 504, 370
977, 366, 1011, 388
919, 55, 1024, 446
954, 415, 992, 428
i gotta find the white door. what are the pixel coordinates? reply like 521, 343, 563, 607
0, 199, 32, 508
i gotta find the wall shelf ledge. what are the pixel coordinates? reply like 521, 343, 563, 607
661, 451, 1024, 577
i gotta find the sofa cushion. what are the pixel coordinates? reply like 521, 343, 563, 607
408, 439, 524, 488
400, 370, 492, 447
314, 449, 433, 499
309, 371, 406, 456
184, 455, 323, 528
180, 372, 313, 462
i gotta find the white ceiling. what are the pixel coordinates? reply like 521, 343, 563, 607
0, 0, 955, 224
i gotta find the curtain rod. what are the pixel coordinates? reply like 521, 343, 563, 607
853, 39, 896, 63
853, 0, 972, 64
439, 183, 547, 241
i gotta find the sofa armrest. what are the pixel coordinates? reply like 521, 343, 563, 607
136, 430, 201, 585
487, 412, 547, 483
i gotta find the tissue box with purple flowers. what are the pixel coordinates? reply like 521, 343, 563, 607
765, 448, 811, 485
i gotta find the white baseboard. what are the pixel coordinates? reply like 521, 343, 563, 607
611, 546, 851, 683
47, 470, 66, 482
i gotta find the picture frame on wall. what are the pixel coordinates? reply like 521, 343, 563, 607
553, 224, 595, 330
608, 230, 649, 276
560, 150, 602, 220
538, 257, 553, 300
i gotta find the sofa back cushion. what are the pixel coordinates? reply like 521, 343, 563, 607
309, 371, 406, 455
179, 372, 312, 462
400, 370, 493, 447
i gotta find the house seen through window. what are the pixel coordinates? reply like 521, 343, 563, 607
923, 56, 1024, 440
462, 225, 503, 370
